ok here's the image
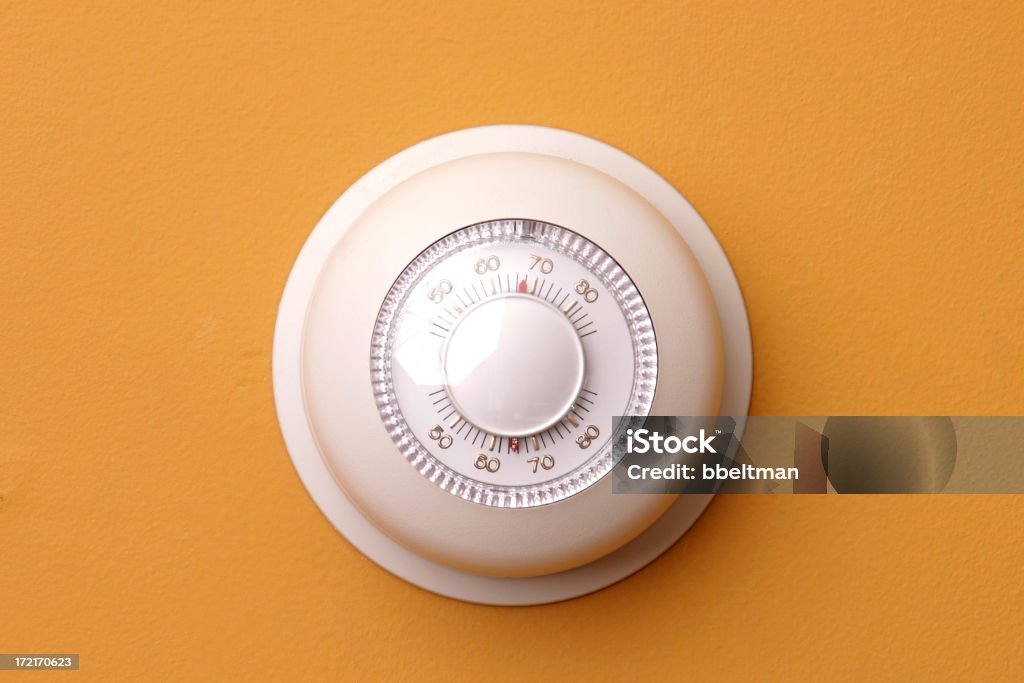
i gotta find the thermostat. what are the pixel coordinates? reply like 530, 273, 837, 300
273, 125, 751, 605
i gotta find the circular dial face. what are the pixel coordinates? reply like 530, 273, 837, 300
371, 219, 657, 508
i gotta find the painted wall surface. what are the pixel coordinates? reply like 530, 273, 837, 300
2, 2, 1022, 680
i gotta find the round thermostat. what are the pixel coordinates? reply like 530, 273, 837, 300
273, 125, 751, 605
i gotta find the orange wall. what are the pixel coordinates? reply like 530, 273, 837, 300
2, 2, 1022, 680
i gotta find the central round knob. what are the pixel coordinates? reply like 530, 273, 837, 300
442, 293, 585, 437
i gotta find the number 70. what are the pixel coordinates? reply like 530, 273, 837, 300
527, 455, 555, 472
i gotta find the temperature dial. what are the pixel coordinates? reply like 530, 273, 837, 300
372, 219, 657, 508
276, 126, 750, 603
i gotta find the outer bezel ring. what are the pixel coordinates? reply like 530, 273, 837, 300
273, 125, 752, 605
370, 219, 658, 509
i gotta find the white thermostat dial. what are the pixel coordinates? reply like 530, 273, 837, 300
373, 219, 656, 507
274, 126, 752, 605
